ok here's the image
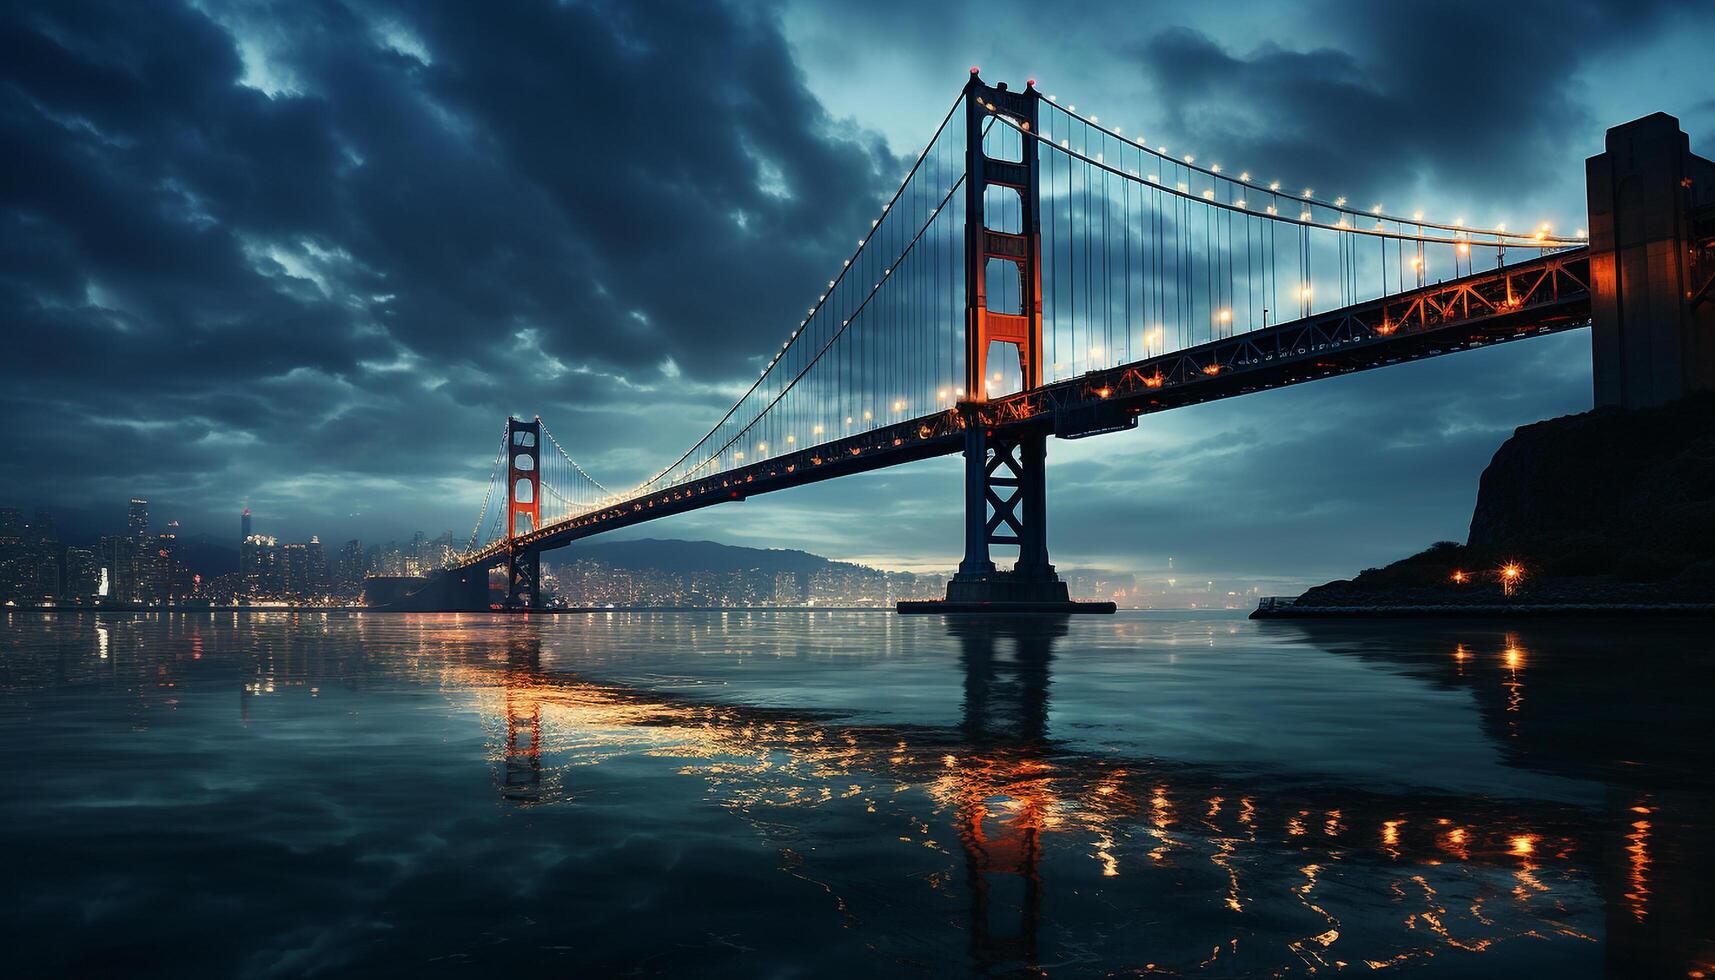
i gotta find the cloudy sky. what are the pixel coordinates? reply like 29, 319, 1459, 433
3, 0, 1710, 589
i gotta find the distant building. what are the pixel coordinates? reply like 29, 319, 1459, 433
282, 542, 308, 596
773, 570, 803, 605
241, 507, 252, 544
128, 498, 149, 539
65, 547, 98, 599
241, 534, 281, 596
307, 536, 327, 589
338, 539, 365, 584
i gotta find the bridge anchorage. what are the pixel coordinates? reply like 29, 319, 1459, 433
366, 70, 1712, 615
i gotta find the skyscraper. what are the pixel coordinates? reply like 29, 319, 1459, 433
127, 498, 149, 540
64, 547, 98, 599
241, 507, 252, 544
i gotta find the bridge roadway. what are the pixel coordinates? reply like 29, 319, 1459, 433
454, 247, 1590, 575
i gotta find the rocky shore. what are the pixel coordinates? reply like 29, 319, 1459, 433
1256, 395, 1715, 618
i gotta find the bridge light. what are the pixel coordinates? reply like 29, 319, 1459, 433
1453, 217, 1464, 227
1218, 309, 1232, 323
1300, 210, 1312, 221
893, 399, 906, 412
1334, 196, 1347, 207
1096, 386, 1112, 398
1300, 285, 1313, 299
937, 388, 949, 401
1239, 171, 1250, 182
1269, 181, 1281, 191
1576, 228, 1587, 239
1183, 154, 1194, 164
1236, 199, 1246, 209
1089, 345, 1103, 358
1178, 182, 1189, 191
1265, 206, 1277, 215
1210, 164, 1221, 173
1495, 222, 1506, 232
758, 442, 767, 452
1410, 257, 1422, 269
1202, 189, 1215, 200
734, 451, 745, 460
1413, 211, 1424, 221
1303, 188, 1313, 197
812, 424, 823, 435
1371, 204, 1383, 214
1457, 242, 1470, 255
955, 387, 965, 397
863, 410, 873, 420
845, 416, 853, 425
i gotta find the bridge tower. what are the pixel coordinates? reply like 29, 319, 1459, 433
929, 73, 1108, 612
1586, 112, 1715, 409
504, 416, 543, 609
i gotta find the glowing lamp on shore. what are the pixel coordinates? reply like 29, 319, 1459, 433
1500, 562, 1524, 597
1451, 570, 1468, 584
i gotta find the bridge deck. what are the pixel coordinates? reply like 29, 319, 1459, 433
456, 248, 1589, 570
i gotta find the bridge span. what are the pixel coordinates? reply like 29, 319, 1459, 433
373, 76, 1712, 613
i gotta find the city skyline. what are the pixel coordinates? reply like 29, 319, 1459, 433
1, 496, 1262, 609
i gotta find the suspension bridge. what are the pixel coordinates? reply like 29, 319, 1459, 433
370, 72, 1715, 612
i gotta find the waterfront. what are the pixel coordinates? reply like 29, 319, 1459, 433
2, 611, 1709, 977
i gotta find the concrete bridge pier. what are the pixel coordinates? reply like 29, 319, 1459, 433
1586, 112, 1715, 408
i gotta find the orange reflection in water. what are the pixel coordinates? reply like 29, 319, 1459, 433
1626, 801, 1652, 922
362, 618, 1630, 976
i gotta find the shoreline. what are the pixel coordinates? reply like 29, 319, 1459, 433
1252, 601, 1715, 619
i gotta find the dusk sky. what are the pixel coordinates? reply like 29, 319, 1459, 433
4, 0, 1711, 589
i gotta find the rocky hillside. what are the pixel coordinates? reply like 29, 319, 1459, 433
1295, 395, 1715, 606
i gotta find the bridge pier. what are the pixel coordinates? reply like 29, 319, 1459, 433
1586, 112, 1715, 408
503, 548, 542, 611
902, 414, 1112, 614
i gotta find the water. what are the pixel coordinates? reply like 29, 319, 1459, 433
2, 611, 1709, 977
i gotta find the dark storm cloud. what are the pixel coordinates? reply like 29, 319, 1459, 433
1128, 1, 1682, 210
0, 0, 898, 537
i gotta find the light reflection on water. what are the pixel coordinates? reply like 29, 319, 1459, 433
1, 610, 1711, 977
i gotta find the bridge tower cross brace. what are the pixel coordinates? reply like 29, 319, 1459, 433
504, 416, 543, 609
945, 75, 1073, 608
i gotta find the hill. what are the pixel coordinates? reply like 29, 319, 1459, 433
1288, 395, 1715, 608
550, 538, 851, 576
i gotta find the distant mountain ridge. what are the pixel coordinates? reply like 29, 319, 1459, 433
550, 538, 855, 575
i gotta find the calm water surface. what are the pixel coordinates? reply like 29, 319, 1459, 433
1, 611, 1710, 977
